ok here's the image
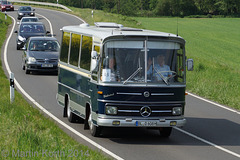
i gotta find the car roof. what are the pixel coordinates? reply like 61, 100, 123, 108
21, 17, 38, 19
19, 6, 32, 8
29, 36, 58, 41
20, 22, 44, 25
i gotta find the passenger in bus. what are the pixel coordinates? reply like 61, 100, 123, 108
101, 57, 121, 82
109, 57, 120, 81
147, 54, 172, 81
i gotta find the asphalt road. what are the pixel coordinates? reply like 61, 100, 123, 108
2, 6, 240, 160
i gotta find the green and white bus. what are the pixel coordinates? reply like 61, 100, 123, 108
57, 22, 193, 137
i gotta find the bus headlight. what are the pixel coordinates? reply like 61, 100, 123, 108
172, 107, 182, 115
105, 106, 117, 115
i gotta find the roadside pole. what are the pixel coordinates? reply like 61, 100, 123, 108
10, 72, 14, 103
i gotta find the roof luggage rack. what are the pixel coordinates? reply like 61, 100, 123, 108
94, 22, 123, 28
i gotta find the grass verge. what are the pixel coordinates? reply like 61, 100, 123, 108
0, 13, 111, 159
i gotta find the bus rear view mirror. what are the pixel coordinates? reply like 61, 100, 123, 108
91, 51, 98, 71
187, 59, 194, 71
91, 51, 97, 59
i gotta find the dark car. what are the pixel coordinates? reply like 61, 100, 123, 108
1, 1, 14, 12
15, 22, 50, 50
17, 6, 35, 20
22, 36, 60, 74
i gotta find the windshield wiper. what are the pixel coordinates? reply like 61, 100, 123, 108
123, 67, 142, 85
153, 67, 169, 85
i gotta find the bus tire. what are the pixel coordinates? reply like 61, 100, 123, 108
63, 96, 68, 117
67, 103, 78, 123
88, 108, 101, 137
159, 127, 172, 137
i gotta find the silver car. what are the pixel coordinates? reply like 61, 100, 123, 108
22, 36, 60, 74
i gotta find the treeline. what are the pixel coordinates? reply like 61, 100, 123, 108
32, 0, 240, 17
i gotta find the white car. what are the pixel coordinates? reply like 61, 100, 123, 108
17, 17, 39, 25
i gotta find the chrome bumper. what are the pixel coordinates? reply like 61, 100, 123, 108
97, 116, 186, 127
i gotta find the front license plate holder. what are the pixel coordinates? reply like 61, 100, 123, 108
41, 64, 53, 68
136, 121, 157, 127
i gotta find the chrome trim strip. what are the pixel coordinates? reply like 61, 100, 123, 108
58, 82, 90, 98
152, 110, 172, 113
117, 92, 142, 95
151, 93, 174, 96
98, 99, 184, 104
118, 110, 139, 113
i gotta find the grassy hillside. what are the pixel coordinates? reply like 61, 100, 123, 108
0, 13, 110, 160
134, 17, 240, 110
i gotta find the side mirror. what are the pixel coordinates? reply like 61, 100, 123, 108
90, 51, 98, 71
187, 59, 194, 71
14, 30, 18, 33
33, 9, 35, 11
46, 31, 50, 34
91, 51, 97, 59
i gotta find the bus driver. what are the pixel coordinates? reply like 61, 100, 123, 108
147, 54, 172, 81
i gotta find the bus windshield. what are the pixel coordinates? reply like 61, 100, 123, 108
100, 40, 185, 85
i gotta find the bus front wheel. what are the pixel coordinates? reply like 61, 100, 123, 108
88, 109, 101, 137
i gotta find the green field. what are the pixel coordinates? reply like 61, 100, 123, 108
134, 17, 240, 110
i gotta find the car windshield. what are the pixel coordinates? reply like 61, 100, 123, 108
20, 24, 44, 33
19, 6, 31, 11
29, 40, 60, 52
100, 40, 185, 85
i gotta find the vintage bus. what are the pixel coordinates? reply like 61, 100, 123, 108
57, 22, 193, 137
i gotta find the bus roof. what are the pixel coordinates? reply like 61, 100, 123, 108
61, 22, 185, 44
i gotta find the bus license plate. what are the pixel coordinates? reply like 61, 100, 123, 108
137, 121, 157, 126
41, 64, 53, 68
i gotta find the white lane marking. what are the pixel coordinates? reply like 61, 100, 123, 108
175, 127, 240, 158
4, 15, 124, 160
187, 92, 240, 114
36, 13, 53, 36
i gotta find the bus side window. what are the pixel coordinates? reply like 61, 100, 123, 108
69, 33, 81, 67
60, 32, 70, 63
80, 35, 92, 71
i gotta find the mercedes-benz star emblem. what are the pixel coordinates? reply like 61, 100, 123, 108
140, 106, 151, 117
143, 91, 150, 97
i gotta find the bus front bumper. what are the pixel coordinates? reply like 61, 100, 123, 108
97, 117, 186, 127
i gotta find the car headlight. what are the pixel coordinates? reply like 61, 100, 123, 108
105, 106, 118, 115
2, 6, 6, 8
18, 36, 26, 42
30, 12, 34, 15
172, 107, 182, 115
19, 13, 24, 15
28, 57, 36, 63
